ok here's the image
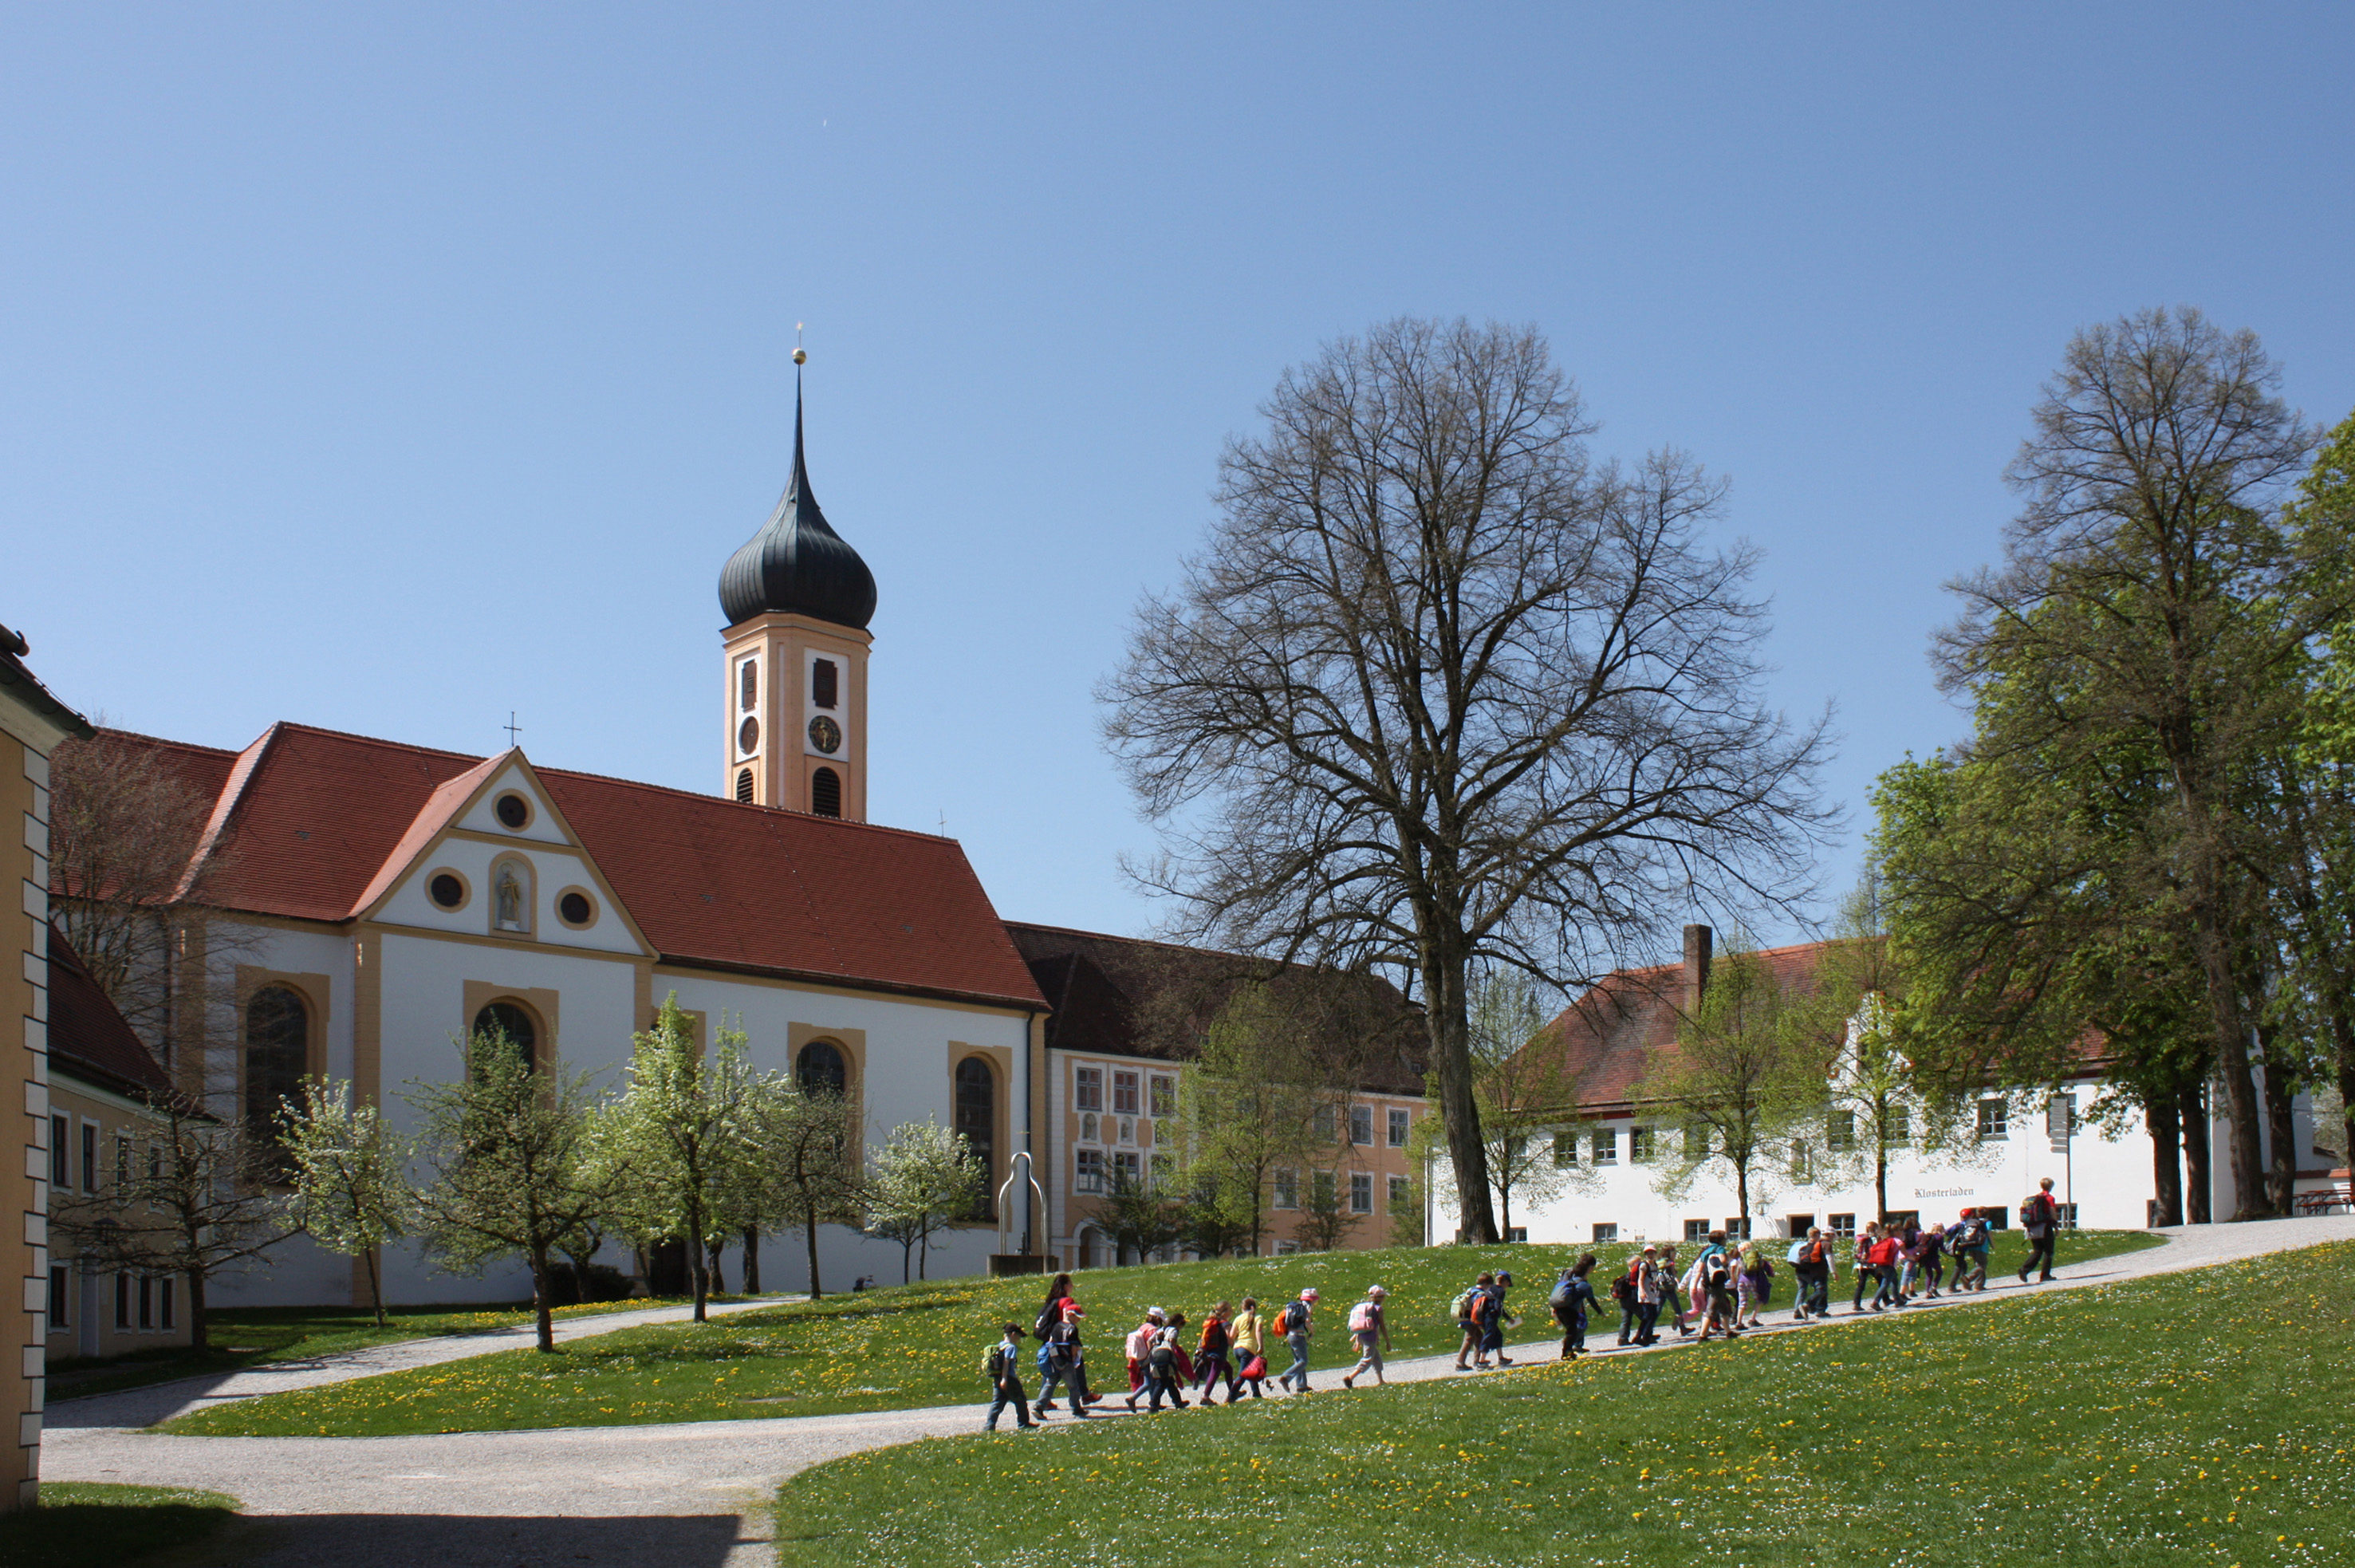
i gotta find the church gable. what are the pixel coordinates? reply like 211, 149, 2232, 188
360, 751, 651, 957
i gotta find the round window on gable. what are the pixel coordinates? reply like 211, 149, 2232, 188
556, 888, 597, 929
427, 871, 468, 910
494, 792, 532, 830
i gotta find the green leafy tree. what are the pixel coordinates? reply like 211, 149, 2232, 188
1171, 982, 1322, 1255
608, 996, 763, 1322
1100, 1164, 1183, 1264
863, 1118, 984, 1282
1294, 1168, 1361, 1251
278, 1077, 413, 1326
747, 1078, 864, 1298
409, 1026, 633, 1352
1633, 936, 1820, 1235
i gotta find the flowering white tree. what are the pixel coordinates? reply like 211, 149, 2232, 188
864, 1119, 983, 1283
280, 1077, 414, 1326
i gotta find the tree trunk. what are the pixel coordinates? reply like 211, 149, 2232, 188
707, 1238, 726, 1298
742, 1227, 761, 1294
803, 1204, 824, 1299
2186, 895, 2270, 1220
364, 1244, 386, 1327
187, 1268, 209, 1353
2145, 1091, 2182, 1227
687, 1205, 709, 1322
2180, 1080, 2212, 1224
529, 1244, 555, 1352
1422, 940, 1497, 1243
1874, 1138, 1888, 1226
2262, 1062, 2298, 1215
1735, 1162, 1750, 1239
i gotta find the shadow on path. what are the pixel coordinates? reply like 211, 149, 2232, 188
189, 1511, 764, 1568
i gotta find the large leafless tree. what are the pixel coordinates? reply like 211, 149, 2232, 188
1102, 318, 1832, 1242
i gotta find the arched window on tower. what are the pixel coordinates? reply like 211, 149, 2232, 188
955, 1056, 996, 1220
812, 658, 837, 710
797, 1039, 848, 1097
739, 657, 758, 711
735, 768, 754, 802
811, 767, 841, 817
472, 1000, 538, 1074
244, 986, 309, 1172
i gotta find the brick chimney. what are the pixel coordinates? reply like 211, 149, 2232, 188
1683, 924, 1713, 1013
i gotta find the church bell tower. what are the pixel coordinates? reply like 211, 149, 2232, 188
716, 361, 875, 821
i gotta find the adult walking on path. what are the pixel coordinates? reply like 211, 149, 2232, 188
2020, 1178, 2063, 1283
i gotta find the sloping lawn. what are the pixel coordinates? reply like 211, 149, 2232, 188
49, 1297, 713, 1403
166, 1231, 2156, 1436
0, 1483, 238, 1568
771, 1237, 2354, 1568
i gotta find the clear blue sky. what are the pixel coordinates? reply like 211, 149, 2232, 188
7, 6, 2352, 958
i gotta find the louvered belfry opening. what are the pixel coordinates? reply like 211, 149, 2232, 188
811, 766, 841, 817
734, 767, 754, 802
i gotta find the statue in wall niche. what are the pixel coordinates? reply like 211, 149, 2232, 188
496, 865, 526, 931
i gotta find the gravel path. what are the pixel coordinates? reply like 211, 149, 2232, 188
45, 1216, 2355, 1567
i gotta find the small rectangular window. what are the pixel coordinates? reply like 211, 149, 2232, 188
1825, 1109, 1855, 1151
1349, 1106, 1373, 1146
1149, 1074, 1176, 1117
1976, 1098, 2009, 1141
1388, 1174, 1411, 1211
1684, 1219, 1710, 1242
739, 658, 758, 712
1593, 1127, 1618, 1165
812, 658, 838, 711
1350, 1172, 1373, 1214
1829, 1212, 1857, 1239
1113, 1150, 1141, 1185
1505, 1225, 1529, 1243
81, 1122, 97, 1192
149, 1143, 163, 1180
1273, 1168, 1298, 1210
1312, 1171, 1337, 1210
1883, 1106, 1911, 1145
50, 1114, 68, 1188
115, 1274, 131, 1330
1387, 1108, 1410, 1148
116, 1134, 132, 1187
1786, 1212, 1815, 1237
139, 1275, 155, 1330
160, 1277, 175, 1331
47, 1266, 66, 1329
1592, 1222, 1619, 1244
1112, 1071, 1139, 1116
1631, 1125, 1655, 1163
1075, 1148, 1105, 1194
1313, 1104, 1337, 1143
1073, 1066, 1102, 1113
1551, 1130, 1578, 1168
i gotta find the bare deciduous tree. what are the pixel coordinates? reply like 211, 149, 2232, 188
1103, 317, 1832, 1242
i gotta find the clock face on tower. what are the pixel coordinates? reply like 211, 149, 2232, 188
807, 715, 842, 754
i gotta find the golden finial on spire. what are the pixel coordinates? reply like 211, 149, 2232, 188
793, 321, 807, 366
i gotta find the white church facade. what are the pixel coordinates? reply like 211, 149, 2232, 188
93, 378, 1424, 1310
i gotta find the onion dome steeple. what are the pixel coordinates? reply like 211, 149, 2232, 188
718, 371, 877, 630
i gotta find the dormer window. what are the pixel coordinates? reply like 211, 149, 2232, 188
812, 658, 838, 711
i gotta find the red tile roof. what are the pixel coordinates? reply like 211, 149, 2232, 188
100, 724, 1046, 1011
45, 923, 173, 1101
1525, 941, 1833, 1116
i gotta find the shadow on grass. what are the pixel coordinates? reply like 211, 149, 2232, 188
0, 1483, 235, 1568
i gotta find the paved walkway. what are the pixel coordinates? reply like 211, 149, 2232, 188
45, 1217, 2355, 1567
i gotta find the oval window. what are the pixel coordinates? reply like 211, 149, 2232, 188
557, 891, 593, 927
738, 716, 760, 755
494, 793, 530, 829
428, 873, 466, 909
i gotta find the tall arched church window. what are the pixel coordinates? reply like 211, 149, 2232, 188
244, 986, 309, 1170
797, 1039, 848, 1097
811, 767, 841, 818
812, 658, 837, 710
739, 657, 758, 711
735, 768, 754, 802
472, 1001, 538, 1073
955, 1056, 996, 1219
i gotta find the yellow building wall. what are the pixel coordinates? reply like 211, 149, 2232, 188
42, 1076, 194, 1361
1, 728, 49, 1506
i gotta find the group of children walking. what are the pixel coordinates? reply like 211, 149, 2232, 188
983, 1188, 2066, 1431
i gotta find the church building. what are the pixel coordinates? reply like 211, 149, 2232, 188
76, 379, 1426, 1309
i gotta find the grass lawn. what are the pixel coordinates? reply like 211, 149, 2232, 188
0, 1483, 238, 1568
165, 1230, 2158, 1437
48, 1296, 715, 1404
771, 1236, 2355, 1568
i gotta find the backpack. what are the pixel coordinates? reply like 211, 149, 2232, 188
1549, 1274, 1577, 1311
1275, 1302, 1304, 1336
1450, 1287, 1481, 1323
1960, 1218, 1987, 1248
1033, 1298, 1063, 1340
984, 1342, 1010, 1381
1786, 1239, 1808, 1266
1609, 1270, 1635, 1306
1348, 1300, 1376, 1333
